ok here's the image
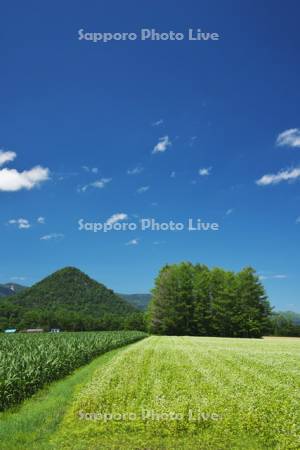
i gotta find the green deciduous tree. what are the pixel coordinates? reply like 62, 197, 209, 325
148, 263, 272, 338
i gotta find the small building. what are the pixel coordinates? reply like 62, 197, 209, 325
25, 328, 44, 333
50, 328, 61, 333
4, 328, 17, 333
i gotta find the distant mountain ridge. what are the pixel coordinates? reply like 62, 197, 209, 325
275, 311, 300, 325
0, 279, 151, 310
118, 294, 151, 310
0, 283, 27, 297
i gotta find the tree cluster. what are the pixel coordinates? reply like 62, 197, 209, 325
147, 263, 272, 338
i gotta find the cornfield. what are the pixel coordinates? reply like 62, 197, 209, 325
0, 330, 147, 411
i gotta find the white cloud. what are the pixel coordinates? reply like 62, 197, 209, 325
78, 185, 88, 193
199, 167, 212, 176
152, 119, 164, 127
40, 233, 64, 241
91, 179, 111, 188
10, 276, 27, 281
8, 218, 31, 229
226, 208, 234, 216
20, 221, 30, 229
170, 171, 176, 178
259, 274, 288, 280
152, 136, 171, 154
37, 217, 45, 224
125, 238, 139, 246
276, 128, 300, 148
0, 150, 16, 167
0, 166, 50, 192
106, 213, 128, 226
137, 186, 150, 194
82, 166, 98, 173
256, 168, 300, 186
127, 166, 143, 175
78, 178, 111, 192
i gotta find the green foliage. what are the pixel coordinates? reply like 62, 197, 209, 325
0, 267, 144, 332
270, 312, 300, 336
0, 330, 147, 411
148, 263, 272, 337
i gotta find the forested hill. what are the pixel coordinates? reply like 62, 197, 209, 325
0, 267, 140, 331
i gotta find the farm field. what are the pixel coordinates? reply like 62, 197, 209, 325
0, 330, 147, 410
1, 336, 299, 449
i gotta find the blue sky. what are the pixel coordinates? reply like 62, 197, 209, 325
1, 0, 300, 311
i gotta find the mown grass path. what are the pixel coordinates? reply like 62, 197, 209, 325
0, 343, 141, 450
50, 336, 300, 450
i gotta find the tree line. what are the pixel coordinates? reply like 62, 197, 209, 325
147, 263, 272, 338
270, 312, 300, 337
0, 303, 146, 332
1, 264, 298, 337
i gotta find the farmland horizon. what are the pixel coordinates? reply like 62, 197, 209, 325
1, 264, 299, 314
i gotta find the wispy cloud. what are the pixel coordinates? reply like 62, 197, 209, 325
152, 136, 171, 154
10, 276, 27, 281
276, 128, 300, 148
225, 208, 234, 216
40, 233, 64, 241
125, 238, 139, 246
296, 216, 300, 224
199, 167, 212, 176
8, 218, 31, 229
259, 274, 288, 280
152, 119, 164, 127
78, 178, 111, 192
189, 136, 197, 146
91, 179, 111, 188
106, 213, 128, 226
137, 186, 150, 194
127, 166, 143, 175
256, 168, 300, 186
0, 150, 16, 167
170, 171, 176, 178
54, 171, 79, 182
37, 217, 45, 224
82, 166, 98, 174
